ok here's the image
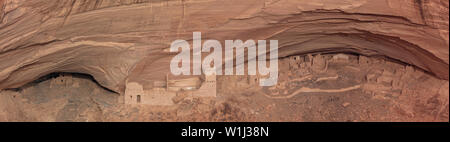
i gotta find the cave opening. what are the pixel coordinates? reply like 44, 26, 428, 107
283, 51, 436, 79
0, 72, 121, 121
10, 72, 118, 95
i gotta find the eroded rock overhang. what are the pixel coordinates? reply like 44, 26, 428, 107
0, 0, 448, 93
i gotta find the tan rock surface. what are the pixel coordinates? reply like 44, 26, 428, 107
0, 0, 448, 94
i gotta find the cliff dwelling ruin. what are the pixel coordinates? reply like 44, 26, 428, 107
124, 72, 217, 106
0, 0, 448, 122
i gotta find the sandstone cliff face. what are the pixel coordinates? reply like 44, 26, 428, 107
0, 0, 448, 93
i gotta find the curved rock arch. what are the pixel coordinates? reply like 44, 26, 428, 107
0, 0, 448, 93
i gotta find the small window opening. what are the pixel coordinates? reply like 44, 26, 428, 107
137, 95, 141, 103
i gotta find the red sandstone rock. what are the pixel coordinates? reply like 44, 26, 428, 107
0, 0, 448, 94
